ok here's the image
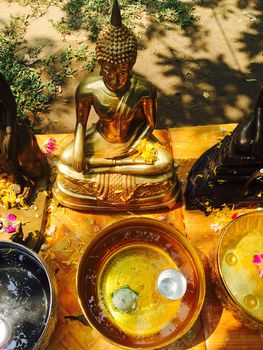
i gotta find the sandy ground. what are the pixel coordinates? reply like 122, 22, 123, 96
0, 0, 262, 133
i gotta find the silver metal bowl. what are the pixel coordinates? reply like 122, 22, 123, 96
0, 241, 57, 350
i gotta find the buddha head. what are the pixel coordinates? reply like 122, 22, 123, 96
96, 0, 137, 91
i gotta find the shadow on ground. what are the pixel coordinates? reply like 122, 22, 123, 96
154, 50, 262, 127
9, 0, 261, 132
136, 0, 263, 128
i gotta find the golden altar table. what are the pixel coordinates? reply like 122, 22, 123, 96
34, 124, 263, 350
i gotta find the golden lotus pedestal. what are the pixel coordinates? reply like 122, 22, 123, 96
53, 166, 179, 211
53, 130, 179, 211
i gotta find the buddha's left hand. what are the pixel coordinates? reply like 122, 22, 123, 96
104, 146, 135, 160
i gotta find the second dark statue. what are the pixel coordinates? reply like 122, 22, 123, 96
186, 88, 263, 211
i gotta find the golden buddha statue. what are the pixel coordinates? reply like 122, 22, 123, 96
54, 0, 179, 210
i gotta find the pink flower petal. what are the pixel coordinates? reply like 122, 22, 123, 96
47, 142, 55, 148
231, 213, 239, 220
43, 138, 57, 154
252, 254, 263, 265
7, 213, 17, 221
6, 225, 16, 233
50, 140, 56, 145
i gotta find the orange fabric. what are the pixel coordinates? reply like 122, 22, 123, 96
35, 126, 263, 350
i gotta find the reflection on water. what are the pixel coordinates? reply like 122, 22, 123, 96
79, 222, 204, 349
221, 227, 263, 322
98, 243, 181, 337
0, 248, 49, 350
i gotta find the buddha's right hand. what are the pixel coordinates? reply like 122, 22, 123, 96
73, 129, 85, 172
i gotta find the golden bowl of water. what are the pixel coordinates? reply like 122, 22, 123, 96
214, 210, 263, 330
77, 218, 205, 349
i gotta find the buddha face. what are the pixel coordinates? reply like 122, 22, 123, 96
100, 62, 133, 92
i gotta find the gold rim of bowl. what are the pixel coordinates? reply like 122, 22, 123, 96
77, 217, 206, 349
217, 210, 263, 325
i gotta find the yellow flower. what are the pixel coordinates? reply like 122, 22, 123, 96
0, 177, 27, 209
135, 140, 159, 164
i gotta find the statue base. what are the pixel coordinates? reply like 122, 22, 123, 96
53, 165, 180, 211
185, 135, 263, 212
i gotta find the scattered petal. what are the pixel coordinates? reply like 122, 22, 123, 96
40, 243, 48, 251
252, 253, 263, 278
7, 213, 17, 221
203, 91, 210, 99
135, 140, 159, 164
61, 260, 71, 266
46, 225, 56, 236
93, 225, 100, 233
210, 223, 223, 232
6, 225, 17, 233
219, 126, 227, 133
253, 254, 263, 265
42, 138, 57, 154
231, 213, 240, 220
0, 176, 27, 209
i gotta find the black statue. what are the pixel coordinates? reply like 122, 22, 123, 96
186, 88, 263, 211
0, 72, 48, 199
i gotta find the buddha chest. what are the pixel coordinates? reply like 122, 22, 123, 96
92, 89, 143, 142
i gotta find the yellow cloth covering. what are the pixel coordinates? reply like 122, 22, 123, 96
34, 125, 263, 350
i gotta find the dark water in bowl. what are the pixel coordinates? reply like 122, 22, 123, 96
0, 247, 50, 350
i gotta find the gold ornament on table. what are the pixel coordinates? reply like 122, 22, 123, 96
54, 0, 179, 211
212, 211, 263, 331
77, 218, 206, 348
